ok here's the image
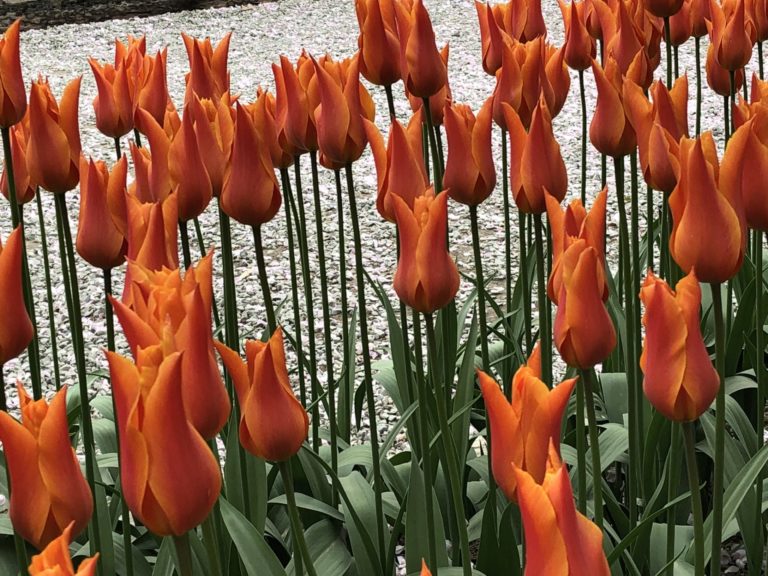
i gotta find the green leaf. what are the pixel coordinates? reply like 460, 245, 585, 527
286, 520, 351, 576
339, 471, 386, 576
219, 497, 287, 576
600, 373, 629, 425
268, 493, 344, 522
405, 459, 449, 573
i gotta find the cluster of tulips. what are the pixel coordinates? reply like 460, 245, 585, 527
1, 0, 768, 573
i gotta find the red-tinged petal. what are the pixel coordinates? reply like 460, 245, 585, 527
721, 119, 768, 232
0, 227, 34, 365
0, 20, 26, 128
590, 59, 629, 157
416, 191, 459, 312
387, 117, 429, 214
169, 108, 212, 222
401, 0, 448, 98
313, 56, 350, 163
27, 81, 71, 194
214, 340, 251, 412
478, 370, 519, 500
521, 100, 567, 213
393, 193, 423, 309
503, 103, 527, 212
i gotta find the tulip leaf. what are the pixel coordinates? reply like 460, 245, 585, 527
336, 309, 358, 442
111, 531, 152, 576
453, 315, 478, 478
219, 497, 287, 576
599, 373, 629, 425
268, 493, 345, 522
405, 458, 449, 573
725, 277, 755, 374
0, 536, 21, 576
339, 471, 387, 576
286, 519, 351, 576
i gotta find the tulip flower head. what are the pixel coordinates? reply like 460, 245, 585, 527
274, 51, 318, 153
708, 0, 754, 71
0, 19, 26, 128
0, 384, 93, 550
392, 189, 460, 313
705, 41, 746, 96
395, 0, 448, 99
355, 0, 402, 86
478, 344, 576, 501
182, 32, 231, 103
559, 0, 597, 71
405, 43, 452, 125
0, 228, 34, 367
248, 87, 296, 170
89, 56, 136, 138
28, 522, 98, 576
27, 75, 81, 194
1, 112, 36, 204
420, 559, 432, 576
722, 116, 768, 232
589, 57, 637, 158
216, 328, 308, 461
135, 48, 171, 133
476, 0, 507, 75
669, 0, 694, 45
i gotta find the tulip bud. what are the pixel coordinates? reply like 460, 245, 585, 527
0, 20, 26, 128
130, 109, 173, 203
420, 560, 432, 576
395, 0, 448, 99
475, 0, 506, 76
669, 134, 745, 283
589, 57, 637, 158
216, 328, 308, 461
27, 76, 81, 194
356, 0, 402, 86
708, 0, 754, 71
669, 0, 693, 46
640, 270, 719, 421
559, 0, 597, 71
1, 114, 36, 205
76, 155, 127, 270
393, 189, 459, 313
182, 32, 231, 103
89, 57, 135, 138
705, 42, 746, 96
405, 43, 452, 125
478, 344, 575, 502
248, 88, 295, 170
275, 52, 318, 153
690, 0, 713, 36
0, 384, 93, 550
0, 228, 34, 367
136, 48, 171, 132
443, 98, 496, 206
721, 117, 768, 232
106, 349, 221, 535
28, 522, 98, 575
553, 241, 617, 368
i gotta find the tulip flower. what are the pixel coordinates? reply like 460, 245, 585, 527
355, 0, 402, 86
215, 328, 308, 461
669, 134, 745, 283
247, 87, 296, 170
0, 20, 26, 128
641, 269, 720, 422
486, 0, 547, 42
721, 117, 768, 232
623, 76, 689, 193
553, 241, 617, 368
76, 154, 127, 270
546, 188, 607, 303
89, 57, 135, 138
274, 51, 318, 153
395, 0, 448, 99
27, 76, 81, 194
364, 110, 429, 223
705, 42, 746, 96
708, 0, 753, 71
405, 43, 452, 125
514, 453, 610, 576
749, 0, 768, 42
559, 0, 597, 71
476, 1, 507, 75
443, 98, 496, 206
1, 114, 36, 204
130, 109, 173, 203
106, 347, 221, 536
596, 0, 657, 89
420, 560, 432, 576
589, 57, 637, 158
0, 384, 92, 550
503, 98, 568, 214
0, 228, 34, 367
312, 54, 376, 165
392, 189, 459, 313
478, 344, 576, 501
182, 32, 231, 103
111, 252, 229, 439
669, 0, 693, 46
220, 104, 282, 227
732, 74, 768, 128
690, 0, 713, 36
645, 0, 684, 19
135, 48, 170, 132
28, 522, 98, 576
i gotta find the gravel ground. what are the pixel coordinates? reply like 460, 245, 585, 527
0, 0, 754, 572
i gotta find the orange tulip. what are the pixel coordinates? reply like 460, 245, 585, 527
364, 110, 429, 223
488, 0, 547, 42
589, 57, 637, 158
275, 51, 318, 153
623, 76, 688, 192
136, 48, 170, 132
76, 155, 127, 270
732, 73, 768, 128
546, 187, 607, 303
220, 104, 281, 227
355, 0, 402, 86
130, 109, 173, 203
641, 269, 719, 422
443, 98, 496, 206
705, 41, 745, 96
669, 0, 693, 45
405, 43, 452, 125
721, 116, 768, 231
669, 134, 745, 283
646, 0, 684, 19
478, 344, 576, 501
182, 32, 231, 103
476, 1, 507, 76
0, 228, 34, 367
393, 189, 459, 313
106, 347, 221, 536
1, 113, 36, 205
395, 0, 448, 99
0, 20, 26, 128
503, 98, 568, 214
0, 384, 92, 550
708, 0, 754, 71
111, 252, 229, 439
748, 0, 768, 41
312, 53, 376, 165
215, 328, 308, 461
27, 76, 81, 194
420, 559, 432, 576
514, 452, 610, 576
553, 241, 617, 368
89, 57, 135, 138
247, 87, 296, 170
559, 0, 597, 71
28, 522, 98, 576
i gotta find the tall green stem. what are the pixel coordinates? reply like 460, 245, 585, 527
579, 70, 588, 207
710, 283, 726, 576
279, 461, 319, 576
760, 42, 765, 79
2, 127, 20, 228
179, 219, 192, 269
683, 422, 706, 576
335, 169, 353, 442
582, 368, 603, 528
470, 205, 490, 370
630, 152, 644, 440
424, 313, 471, 576
664, 17, 672, 88
345, 163, 386, 565
501, 127, 514, 387
36, 191, 61, 389
422, 98, 442, 191
172, 533, 194, 576
695, 37, 702, 136
252, 225, 276, 335
665, 422, 681, 576
754, 230, 765, 567
384, 84, 397, 120
647, 184, 654, 272
576, 379, 587, 513
519, 209, 532, 357
533, 214, 552, 387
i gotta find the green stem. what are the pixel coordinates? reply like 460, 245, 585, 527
192, 217, 220, 328
501, 127, 514, 388
252, 225, 277, 335
710, 282, 726, 576
2, 127, 20, 228
533, 214, 552, 387
724, 94, 730, 143
345, 163, 386, 565
647, 184, 654, 272
582, 368, 603, 529
36, 190, 61, 389
114, 137, 122, 159
425, 314, 471, 575
53, 193, 104, 573
133, 129, 143, 148
664, 17, 672, 88
760, 42, 765, 79
665, 422, 681, 576
17, 205, 42, 398
519, 209, 532, 357
172, 533, 194, 576
579, 70, 588, 207
384, 84, 397, 120
395, 227, 416, 441
470, 205, 490, 370
683, 422, 706, 576
754, 230, 765, 568
335, 169, 354, 443
630, 152, 643, 446
422, 98, 443, 191
695, 37, 702, 136
179, 220, 192, 269
279, 461, 319, 576
281, 167, 307, 408
576, 378, 587, 513
674, 45, 679, 79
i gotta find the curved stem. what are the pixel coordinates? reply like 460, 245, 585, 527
683, 422, 705, 576
252, 225, 277, 335
172, 533, 194, 576
36, 191, 61, 389
582, 368, 603, 528
279, 460, 319, 576
710, 283, 726, 576
533, 214, 552, 387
